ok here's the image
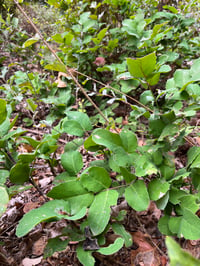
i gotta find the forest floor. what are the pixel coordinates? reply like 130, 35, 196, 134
0, 94, 200, 266
1, 6, 200, 265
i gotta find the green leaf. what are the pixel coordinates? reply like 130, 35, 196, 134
52, 32, 74, 45
120, 79, 140, 93
166, 237, 200, 266
67, 193, 94, 215
80, 167, 111, 193
156, 192, 169, 210
0, 186, 9, 216
160, 164, 175, 180
45, 61, 66, 73
127, 52, 157, 79
140, 90, 154, 105
16, 200, 86, 237
159, 124, 179, 141
97, 237, 124, 255
64, 138, 84, 152
179, 195, 199, 214
149, 116, 165, 137
92, 129, 132, 168
84, 135, 103, 152
10, 163, 30, 184
47, 179, 88, 199
62, 120, 85, 137
26, 98, 37, 112
169, 187, 187, 205
66, 111, 92, 131
44, 237, 69, 258
88, 190, 118, 235
0, 99, 7, 125
92, 129, 123, 150
187, 147, 200, 167
147, 73, 160, 86
148, 179, 170, 201
152, 150, 163, 166
49, 177, 94, 214
125, 180, 150, 211
92, 28, 108, 45
158, 215, 173, 236
61, 151, 83, 175
21, 136, 40, 148
150, 21, 168, 40
158, 64, 171, 73
76, 245, 95, 266
18, 153, 36, 163
79, 12, 91, 24
23, 37, 39, 48
190, 154, 200, 169
62, 111, 92, 136
120, 167, 136, 183
112, 223, 132, 247
120, 130, 138, 153
0, 170, 9, 184
169, 209, 200, 240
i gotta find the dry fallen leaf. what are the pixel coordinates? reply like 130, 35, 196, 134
32, 236, 47, 256
131, 231, 161, 266
23, 201, 40, 213
55, 70, 76, 88
22, 256, 43, 266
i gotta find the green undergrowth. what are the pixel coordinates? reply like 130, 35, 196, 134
1, 0, 200, 265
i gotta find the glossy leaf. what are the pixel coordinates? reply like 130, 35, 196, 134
88, 190, 118, 236
0, 99, 7, 125
187, 147, 200, 167
10, 163, 30, 184
47, 179, 88, 199
168, 209, 200, 240
67, 193, 94, 215
0, 170, 9, 184
120, 130, 138, 153
23, 37, 39, 48
158, 215, 173, 236
76, 245, 95, 266
80, 167, 111, 193
16, 200, 86, 237
92, 129, 123, 150
127, 52, 156, 79
120, 167, 136, 183
148, 179, 170, 200
112, 223, 132, 247
64, 111, 92, 132
125, 180, 149, 211
45, 61, 66, 73
97, 237, 124, 255
61, 151, 83, 175
0, 186, 9, 216
62, 120, 85, 137
166, 237, 200, 266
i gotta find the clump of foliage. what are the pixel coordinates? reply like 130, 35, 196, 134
1, 0, 200, 265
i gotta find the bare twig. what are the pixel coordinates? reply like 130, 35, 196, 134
14, 0, 153, 125
14, 0, 110, 126
29, 176, 48, 202
134, 213, 167, 258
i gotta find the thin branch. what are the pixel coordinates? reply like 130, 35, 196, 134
14, 0, 110, 126
29, 176, 48, 202
14, 0, 153, 123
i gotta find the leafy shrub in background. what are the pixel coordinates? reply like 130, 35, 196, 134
1, 0, 200, 265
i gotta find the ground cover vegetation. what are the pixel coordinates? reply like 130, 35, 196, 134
1, 0, 200, 264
